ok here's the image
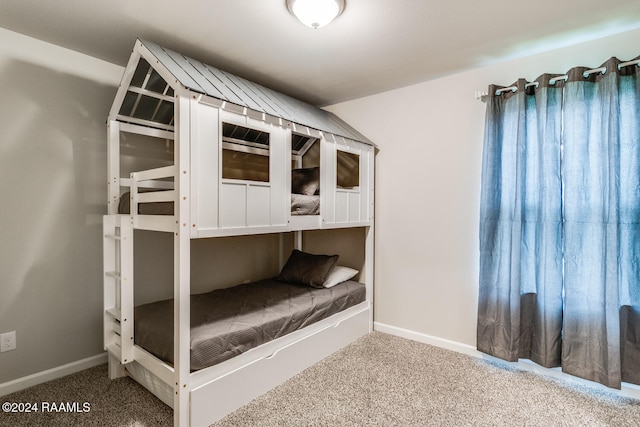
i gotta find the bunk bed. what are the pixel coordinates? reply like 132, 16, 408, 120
103, 39, 375, 427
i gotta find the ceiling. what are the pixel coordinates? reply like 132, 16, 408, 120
1, 0, 640, 106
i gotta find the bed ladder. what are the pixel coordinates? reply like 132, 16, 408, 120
103, 215, 135, 378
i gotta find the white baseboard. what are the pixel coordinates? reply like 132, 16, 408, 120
0, 353, 108, 397
373, 322, 640, 401
374, 322, 481, 357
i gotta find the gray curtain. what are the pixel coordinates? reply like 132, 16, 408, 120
478, 56, 640, 389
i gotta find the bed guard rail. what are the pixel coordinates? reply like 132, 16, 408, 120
129, 165, 177, 233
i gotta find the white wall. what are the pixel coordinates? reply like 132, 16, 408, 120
0, 28, 122, 384
2, 23, 639, 388
325, 27, 640, 347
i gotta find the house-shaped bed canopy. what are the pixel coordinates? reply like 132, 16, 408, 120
107, 38, 375, 235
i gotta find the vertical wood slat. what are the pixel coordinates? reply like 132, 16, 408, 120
173, 92, 191, 427
119, 219, 134, 364
107, 120, 121, 215
365, 225, 374, 330
103, 216, 117, 351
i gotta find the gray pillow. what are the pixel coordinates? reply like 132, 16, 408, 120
277, 249, 339, 288
292, 167, 320, 195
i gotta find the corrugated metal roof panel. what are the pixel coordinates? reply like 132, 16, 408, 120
223, 70, 281, 117
138, 39, 374, 146
181, 58, 226, 100
145, 42, 204, 94
201, 64, 248, 107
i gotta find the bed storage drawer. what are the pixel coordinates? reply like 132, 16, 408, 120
189, 304, 370, 426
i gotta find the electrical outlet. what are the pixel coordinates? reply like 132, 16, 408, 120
0, 331, 16, 352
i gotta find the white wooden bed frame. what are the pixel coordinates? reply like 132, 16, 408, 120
103, 39, 375, 427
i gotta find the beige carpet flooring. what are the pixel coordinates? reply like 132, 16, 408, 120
2, 332, 639, 426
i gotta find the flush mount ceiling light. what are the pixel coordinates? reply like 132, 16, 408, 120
287, 0, 346, 29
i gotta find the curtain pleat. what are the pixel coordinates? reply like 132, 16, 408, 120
478, 56, 640, 389
618, 63, 640, 386
478, 79, 563, 365
561, 60, 622, 388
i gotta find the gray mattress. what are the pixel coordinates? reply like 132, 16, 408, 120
134, 278, 366, 371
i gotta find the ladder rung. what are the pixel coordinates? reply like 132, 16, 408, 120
112, 322, 121, 335
105, 271, 121, 281
106, 307, 121, 320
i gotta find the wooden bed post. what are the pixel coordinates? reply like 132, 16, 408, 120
294, 231, 303, 251
365, 146, 375, 331
107, 120, 120, 215
174, 92, 192, 426
365, 224, 374, 331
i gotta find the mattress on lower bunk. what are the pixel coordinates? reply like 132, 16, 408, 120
134, 278, 366, 371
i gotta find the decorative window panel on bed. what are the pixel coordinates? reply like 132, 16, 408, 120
222, 122, 270, 182
321, 138, 373, 225
191, 108, 289, 234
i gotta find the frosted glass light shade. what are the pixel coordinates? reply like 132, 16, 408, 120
287, 0, 345, 29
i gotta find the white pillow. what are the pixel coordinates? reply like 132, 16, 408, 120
323, 266, 359, 288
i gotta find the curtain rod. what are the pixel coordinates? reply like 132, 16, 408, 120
481, 59, 640, 98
